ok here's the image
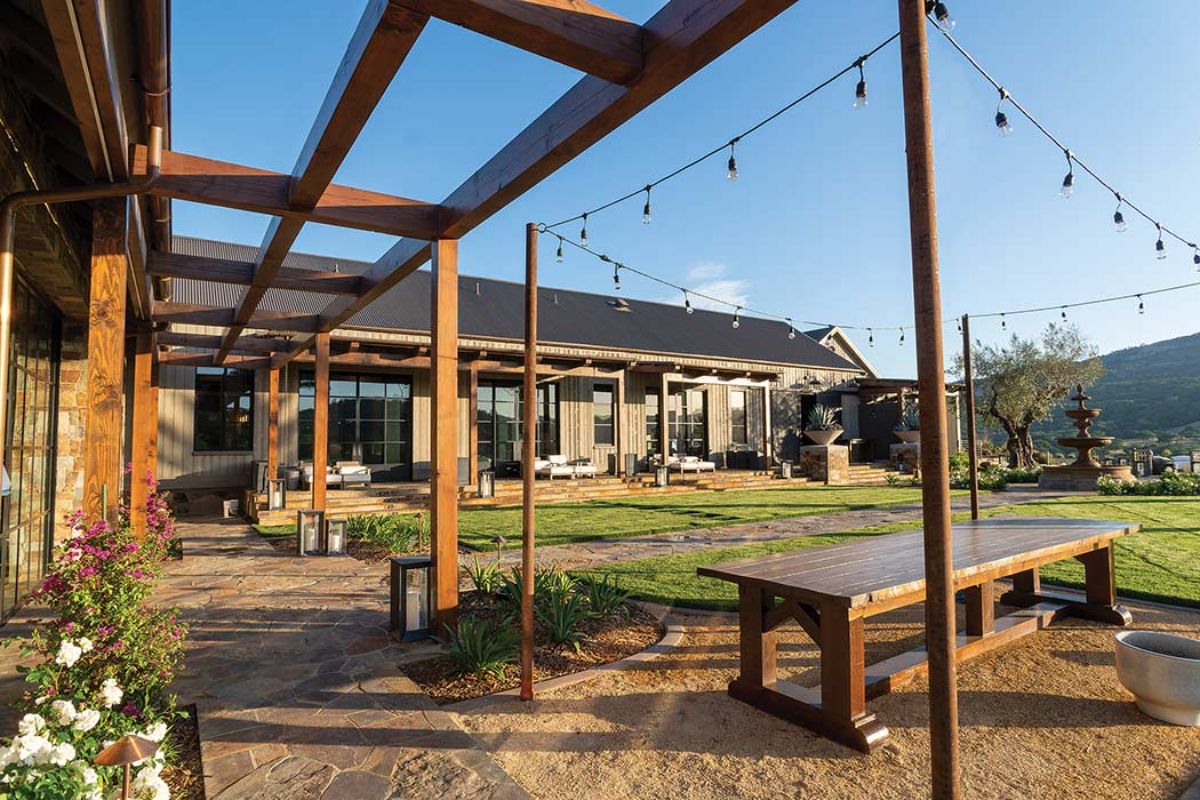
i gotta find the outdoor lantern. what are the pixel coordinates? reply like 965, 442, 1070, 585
390, 555, 432, 641
95, 735, 158, 800
780, 460, 794, 480
478, 469, 495, 498
267, 478, 287, 511
655, 464, 670, 487
297, 509, 325, 556
325, 517, 348, 556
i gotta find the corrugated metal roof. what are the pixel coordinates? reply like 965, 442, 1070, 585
169, 236, 862, 371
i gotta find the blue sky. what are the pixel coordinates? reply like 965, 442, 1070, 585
170, 1, 1200, 377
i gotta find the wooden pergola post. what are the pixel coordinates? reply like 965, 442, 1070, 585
658, 373, 669, 460
961, 315, 979, 520
431, 238, 460, 630
614, 370, 625, 475
129, 327, 158, 539
520, 223, 538, 700
468, 362, 479, 485
83, 199, 129, 524
267, 367, 281, 483
312, 333, 330, 512
897, 1, 960, 797
763, 382, 773, 468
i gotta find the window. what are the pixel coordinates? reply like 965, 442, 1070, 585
194, 368, 254, 452
299, 372, 412, 480
645, 386, 660, 456
593, 383, 615, 446
476, 381, 559, 477
668, 388, 707, 457
730, 390, 748, 445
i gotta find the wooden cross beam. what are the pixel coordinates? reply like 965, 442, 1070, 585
152, 302, 321, 333
275, 0, 802, 367
156, 332, 296, 354
397, 0, 643, 84
148, 251, 364, 295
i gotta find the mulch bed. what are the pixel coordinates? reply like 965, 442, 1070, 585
402, 591, 665, 705
162, 704, 204, 800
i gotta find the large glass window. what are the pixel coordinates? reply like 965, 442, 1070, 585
193, 368, 254, 451
730, 390, 748, 445
593, 383, 614, 446
668, 388, 707, 457
477, 380, 558, 477
645, 386, 660, 457
2, 278, 60, 620
299, 372, 412, 480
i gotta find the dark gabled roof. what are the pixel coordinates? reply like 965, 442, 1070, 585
804, 326, 835, 341
169, 236, 861, 371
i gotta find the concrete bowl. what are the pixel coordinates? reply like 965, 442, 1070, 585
1115, 631, 1200, 726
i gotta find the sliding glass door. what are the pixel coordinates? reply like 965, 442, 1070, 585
299, 372, 412, 481
668, 387, 707, 458
477, 380, 559, 477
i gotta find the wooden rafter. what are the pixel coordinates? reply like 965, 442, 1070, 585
275, 0, 802, 367
156, 332, 296, 354
398, 0, 643, 84
152, 302, 320, 333
211, 0, 429, 365
148, 251, 363, 295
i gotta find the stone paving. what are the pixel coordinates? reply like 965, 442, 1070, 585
159, 517, 527, 800
489, 488, 1069, 571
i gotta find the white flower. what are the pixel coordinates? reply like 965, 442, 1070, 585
17, 713, 45, 736
142, 721, 168, 743
33, 696, 49, 706
70, 760, 99, 787
48, 741, 75, 766
50, 699, 78, 726
14, 733, 52, 764
78, 637, 94, 654
55, 639, 83, 668
73, 708, 101, 733
130, 766, 171, 800
99, 678, 123, 708
0, 744, 17, 768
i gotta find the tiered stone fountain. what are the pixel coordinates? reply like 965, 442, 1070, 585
1038, 384, 1134, 491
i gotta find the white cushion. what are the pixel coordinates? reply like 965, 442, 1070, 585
548, 454, 569, 465
337, 465, 370, 477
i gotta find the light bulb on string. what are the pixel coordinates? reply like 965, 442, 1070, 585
898, 328, 905, 347
1001, 313, 1007, 331
1112, 196, 1127, 233
932, 1, 955, 32
955, 317, 961, 334
1155, 225, 1167, 260
1060, 150, 1074, 199
613, 264, 621, 292
555, 236, 564, 263
1193, 247, 1200, 270
786, 319, 796, 340
726, 139, 739, 180
868, 328, 874, 348
731, 307, 741, 329
1061, 307, 1068, 322
853, 58, 868, 109
683, 290, 693, 314
1137, 294, 1144, 315
579, 213, 589, 247
994, 88, 1013, 136
642, 186, 652, 225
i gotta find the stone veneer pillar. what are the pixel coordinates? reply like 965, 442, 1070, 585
797, 444, 849, 485
54, 324, 88, 543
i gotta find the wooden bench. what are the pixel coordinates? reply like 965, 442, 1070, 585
698, 518, 1137, 753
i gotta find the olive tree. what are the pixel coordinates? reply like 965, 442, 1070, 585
956, 324, 1104, 468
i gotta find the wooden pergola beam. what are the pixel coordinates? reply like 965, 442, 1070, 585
398, 0, 643, 84
276, 0, 801, 366
152, 301, 320, 333
148, 251, 363, 295
158, 351, 273, 370
156, 332, 296, 354
213, 1, 429, 365
130, 146, 441, 238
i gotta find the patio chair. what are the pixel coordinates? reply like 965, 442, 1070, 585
570, 458, 598, 479
334, 461, 372, 488
301, 463, 344, 489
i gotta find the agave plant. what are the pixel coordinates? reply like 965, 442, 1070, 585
895, 401, 921, 432
436, 617, 519, 678
806, 403, 842, 431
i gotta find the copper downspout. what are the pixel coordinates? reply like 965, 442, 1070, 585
0, 126, 163, 482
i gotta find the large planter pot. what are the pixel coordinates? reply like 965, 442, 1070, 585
1115, 630, 1200, 726
894, 430, 921, 444
804, 429, 841, 447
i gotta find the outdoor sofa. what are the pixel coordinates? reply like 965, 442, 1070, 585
301, 461, 373, 489
667, 455, 717, 474
534, 454, 598, 480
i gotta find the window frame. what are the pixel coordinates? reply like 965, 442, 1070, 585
193, 367, 256, 453
730, 389, 748, 446
593, 382, 615, 447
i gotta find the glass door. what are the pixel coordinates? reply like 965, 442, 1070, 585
477, 380, 559, 477
668, 387, 707, 458
299, 372, 412, 481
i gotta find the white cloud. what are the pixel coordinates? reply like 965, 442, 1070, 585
662, 262, 750, 311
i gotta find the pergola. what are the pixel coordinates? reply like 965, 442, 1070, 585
0, 0, 961, 796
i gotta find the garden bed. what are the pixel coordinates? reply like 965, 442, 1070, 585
403, 590, 664, 705
258, 530, 400, 562
162, 704, 204, 800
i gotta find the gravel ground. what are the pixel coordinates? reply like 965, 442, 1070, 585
454, 599, 1200, 800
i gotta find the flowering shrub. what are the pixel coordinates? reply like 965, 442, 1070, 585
0, 473, 184, 799
1098, 470, 1200, 496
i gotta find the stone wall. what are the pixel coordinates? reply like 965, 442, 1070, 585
890, 443, 920, 477
796, 445, 849, 485
54, 325, 88, 543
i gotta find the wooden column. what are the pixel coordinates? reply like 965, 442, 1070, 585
312, 333, 330, 511
614, 370, 625, 475
431, 238, 460, 630
897, 1, 960, 796
129, 328, 157, 539
763, 382, 773, 468
520, 223, 538, 700
961, 315, 979, 520
267, 367, 281, 482
83, 199, 129, 523
468, 362, 479, 484
658, 373, 669, 459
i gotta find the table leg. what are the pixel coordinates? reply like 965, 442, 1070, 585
821, 603, 866, 720
1075, 545, 1132, 626
999, 567, 1040, 607
964, 580, 995, 637
735, 584, 775, 688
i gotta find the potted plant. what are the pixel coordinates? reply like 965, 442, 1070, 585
895, 401, 921, 444
804, 404, 843, 446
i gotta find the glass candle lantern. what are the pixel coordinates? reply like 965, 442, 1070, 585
325, 517, 348, 556
654, 464, 670, 487
780, 460, 794, 480
297, 509, 324, 556
267, 478, 287, 511
389, 555, 432, 641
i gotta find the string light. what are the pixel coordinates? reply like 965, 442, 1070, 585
1060, 150, 1074, 199
1000, 313, 1007, 331
955, 317, 961, 334
994, 88, 1013, 136
579, 213, 589, 247
732, 307, 741, 329
1155, 225, 1167, 260
1112, 196, 1127, 233
1194, 248, 1200, 269
868, 328, 874, 347
899, 328, 905, 346
613, 263, 621, 291
726, 139, 739, 180
853, 58, 868, 109
787, 319, 797, 340
683, 290, 694, 314
930, 1, 955, 32
555, 236, 564, 263
641, 186, 652, 225
1061, 307, 1068, 322
1137, 294, 1144, 314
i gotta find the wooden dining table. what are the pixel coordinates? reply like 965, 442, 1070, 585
698, 518, 1137, 753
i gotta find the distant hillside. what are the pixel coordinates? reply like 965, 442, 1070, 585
1044, 332, 1200, 441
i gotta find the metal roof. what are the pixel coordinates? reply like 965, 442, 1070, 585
170, 236, 862, 372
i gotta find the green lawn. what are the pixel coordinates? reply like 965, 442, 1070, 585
584, 496, 1200, 611
255, 486, 941, 550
